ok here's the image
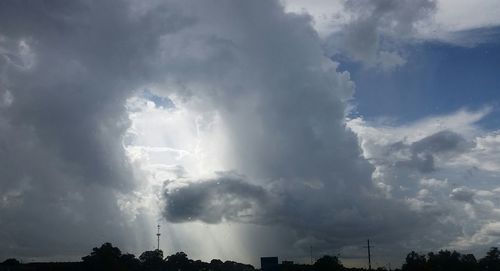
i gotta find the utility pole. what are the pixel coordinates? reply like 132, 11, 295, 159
366, 239, 372, 271
156, 224, 161, 251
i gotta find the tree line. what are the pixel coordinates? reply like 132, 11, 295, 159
400, 247, 500, 271
1, 242, 500, 271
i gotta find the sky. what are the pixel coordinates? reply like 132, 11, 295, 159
0, 0, 499, 268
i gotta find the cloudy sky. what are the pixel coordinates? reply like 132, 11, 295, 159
1, 0, 500, 268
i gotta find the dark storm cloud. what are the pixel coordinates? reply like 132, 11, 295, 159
0, 0, 189, 189
0, 0, 192, 258
163, 172, 432, 254
164, 174, 270, 224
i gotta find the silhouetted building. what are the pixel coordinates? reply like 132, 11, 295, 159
261, 257, 279, 271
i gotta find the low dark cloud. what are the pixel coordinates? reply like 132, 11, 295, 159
164, 174, 270, 224
450, 187, 476, 203
163, 171, 432, 254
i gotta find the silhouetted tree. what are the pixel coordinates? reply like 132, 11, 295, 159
209, 259, 224, 271
82, 242, 124, 271
479, 247, 500, 271
1, 258, 20, 265
208, 259, 254, 271
192, 259, 209, 271
220, 260, 254, 271
402, 251, 427, 271
314, 255, 343, 271
166, 252, 192, 271
121, 253, 141, 271
15, 241, 500, 271
459, 254, 478, 271
139, 249, 164, 271
427, 250, 461, 271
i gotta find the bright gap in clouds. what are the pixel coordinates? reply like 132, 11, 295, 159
123, 92, 230, 256
123, 92, 279, 264
123, 91, 320, 265
125, 92, 229, 183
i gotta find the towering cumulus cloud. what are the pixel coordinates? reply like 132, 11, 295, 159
159, 0, 429, 260
0, 0, 436, 264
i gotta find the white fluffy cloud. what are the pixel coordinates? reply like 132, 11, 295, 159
347, 108, 500, 255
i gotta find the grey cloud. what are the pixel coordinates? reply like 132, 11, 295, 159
434, 26, 500, 47
163, 172, 431, 253
325, 0, 436, 69
411, 130, 470, 154
0, 0, 192, 259
395, 130, 471, 173
164, 174, 270, 224
378, 51, 407, 72
450, 187, 476, 203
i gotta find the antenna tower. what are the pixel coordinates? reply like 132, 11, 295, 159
156, 224, 161, 251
